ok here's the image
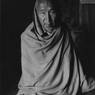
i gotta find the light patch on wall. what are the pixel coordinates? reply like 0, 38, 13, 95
80, 0, 95, 4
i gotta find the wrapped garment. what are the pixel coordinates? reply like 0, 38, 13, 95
17, 5, 95, 95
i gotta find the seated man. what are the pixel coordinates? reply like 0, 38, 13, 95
17, 0, 95, 95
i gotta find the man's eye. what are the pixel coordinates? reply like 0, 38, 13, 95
40, 11, 46, 15
50, 10, 56, 14
39, 12, 45, 17
50, 11, 56, 17
40, 13, 45, 16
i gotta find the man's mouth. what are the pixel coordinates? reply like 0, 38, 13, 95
44, 24, 54, 29
43, 26, 55, 34
42, 24, 55, 33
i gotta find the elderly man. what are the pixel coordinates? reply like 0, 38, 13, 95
17, 0, 95, 95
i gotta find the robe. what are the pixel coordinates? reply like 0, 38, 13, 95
17, 7, 95, 95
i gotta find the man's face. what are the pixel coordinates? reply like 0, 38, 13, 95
37, 1, 57, 33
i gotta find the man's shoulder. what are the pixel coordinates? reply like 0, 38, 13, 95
25, 22, 34, 32
21, 22, 35, 38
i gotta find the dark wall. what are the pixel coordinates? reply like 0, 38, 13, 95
78, 4, 95, 77
2, 0, 35, 95
87, 4, 95, 76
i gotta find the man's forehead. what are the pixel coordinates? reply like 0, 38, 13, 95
37, 1, 54, 10
40, 3, 52, 9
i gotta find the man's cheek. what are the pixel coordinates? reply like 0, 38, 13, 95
39, 18, 44, 24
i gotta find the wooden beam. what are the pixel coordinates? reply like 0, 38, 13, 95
80, 0, 95, 4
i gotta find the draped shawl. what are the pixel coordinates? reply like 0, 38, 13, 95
17, 5, 95, 95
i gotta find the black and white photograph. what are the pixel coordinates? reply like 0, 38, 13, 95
1, 0, 95, 95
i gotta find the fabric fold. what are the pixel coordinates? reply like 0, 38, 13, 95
17, 2, 95, 95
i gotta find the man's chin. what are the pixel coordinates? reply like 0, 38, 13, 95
44, 27, 54, 33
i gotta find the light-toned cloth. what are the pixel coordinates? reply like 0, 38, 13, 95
17, 6, 95, 95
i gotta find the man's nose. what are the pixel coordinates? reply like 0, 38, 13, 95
45, 13, 51, 25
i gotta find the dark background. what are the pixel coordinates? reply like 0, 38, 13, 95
1, 0, 95, 95
2, 0, 35, 95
